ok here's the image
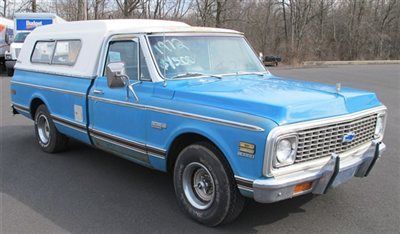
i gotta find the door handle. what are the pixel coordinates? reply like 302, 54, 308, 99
93, 89, 104, 95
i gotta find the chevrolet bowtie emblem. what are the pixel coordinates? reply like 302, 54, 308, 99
342, 132, 356, 143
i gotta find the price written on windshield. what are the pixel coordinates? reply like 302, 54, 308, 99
153, 38, 196, 70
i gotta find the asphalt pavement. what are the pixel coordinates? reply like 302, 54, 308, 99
1, 64, 399, 233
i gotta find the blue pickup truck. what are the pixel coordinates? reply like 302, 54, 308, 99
10, 20, 387, 226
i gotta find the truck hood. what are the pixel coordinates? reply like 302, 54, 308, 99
168, 75, 382, 125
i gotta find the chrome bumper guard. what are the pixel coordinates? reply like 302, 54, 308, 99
252, 141, 385, 203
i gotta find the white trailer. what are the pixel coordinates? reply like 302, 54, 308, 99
5, 13, 65, 76
0, 17, 14, 69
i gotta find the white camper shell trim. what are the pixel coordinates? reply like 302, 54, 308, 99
15, 19, 242, 80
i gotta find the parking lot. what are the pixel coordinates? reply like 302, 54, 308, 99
1, 64, 399, 233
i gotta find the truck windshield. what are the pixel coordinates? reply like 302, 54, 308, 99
14, 32, 30, 43
148, 35, 266, 79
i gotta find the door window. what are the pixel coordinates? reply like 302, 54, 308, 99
105, 40, 151, 81
106, 40, 138, 80
139, 47, 151, 81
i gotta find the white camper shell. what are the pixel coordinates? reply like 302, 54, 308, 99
6, 13, 65, 75
16, 19, 241, 81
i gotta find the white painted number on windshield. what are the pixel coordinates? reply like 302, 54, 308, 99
153, 38, 196, 70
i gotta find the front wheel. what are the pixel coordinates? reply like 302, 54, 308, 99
173, 142, 245, 226
34, 104, 69, 153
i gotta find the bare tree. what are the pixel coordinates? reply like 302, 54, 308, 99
195, 0, 213, 26
2, 0, 6, 16
32, 0, 36, 12
116, 0, 140, 18
93, 0, 106, 19
215, 0, 228, 27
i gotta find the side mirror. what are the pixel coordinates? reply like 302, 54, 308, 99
105, 62, 127, 88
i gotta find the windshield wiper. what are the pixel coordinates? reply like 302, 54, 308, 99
208, 74, 223, 79
171, 72, 222, 79
172, 72, 204, 79
235, 71, 268, 76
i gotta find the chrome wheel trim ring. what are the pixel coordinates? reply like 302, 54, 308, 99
182, 162, 215, 210
37, 114, 50, 145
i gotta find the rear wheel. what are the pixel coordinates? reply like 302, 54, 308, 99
173, 142, 245, 226
6, 67, 13, 76
0, 59, 5, 71
34, 104, 69, 153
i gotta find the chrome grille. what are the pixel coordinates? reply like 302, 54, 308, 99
295, 114, 377, 163
15, 48, 21, 59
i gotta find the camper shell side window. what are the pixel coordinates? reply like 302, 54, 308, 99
31, 40, 55, 64
31, 39, 82, 66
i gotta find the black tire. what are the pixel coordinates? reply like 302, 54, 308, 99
34, 104, 69, 153
173, 142, 245, 226
6, 67, 14, 76
0, 62, 5, 72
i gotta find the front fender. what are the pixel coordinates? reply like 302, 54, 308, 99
159, 118, 277, 180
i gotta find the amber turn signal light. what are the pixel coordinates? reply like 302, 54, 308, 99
294, 181, 313, 194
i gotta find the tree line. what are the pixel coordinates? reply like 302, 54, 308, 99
2, 0, 399, 63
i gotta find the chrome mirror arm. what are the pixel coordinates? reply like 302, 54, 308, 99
128, 81, 141, 103
118, 75, 141, 103
119, 75, 131, 101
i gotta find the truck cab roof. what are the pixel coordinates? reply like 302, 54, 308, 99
31, 19, 240, 36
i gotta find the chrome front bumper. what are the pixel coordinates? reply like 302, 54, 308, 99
252, 141, 385, 203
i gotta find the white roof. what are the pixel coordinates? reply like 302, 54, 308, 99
16, 19, 242, 78
14, 12, 65, 20
32, 19, 240, 36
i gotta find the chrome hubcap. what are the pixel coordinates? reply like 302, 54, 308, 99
37, 115, 50, 145
182, 162, 215, 210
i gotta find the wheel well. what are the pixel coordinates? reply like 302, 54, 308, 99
166, 133, 233, 175
30, 98, 45, 119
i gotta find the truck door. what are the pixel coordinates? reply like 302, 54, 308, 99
88, 37, 153, 165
